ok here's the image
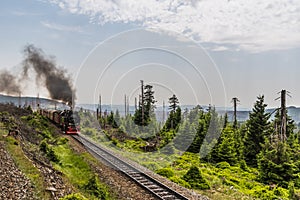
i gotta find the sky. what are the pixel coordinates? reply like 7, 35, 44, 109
1, 0, 300, 109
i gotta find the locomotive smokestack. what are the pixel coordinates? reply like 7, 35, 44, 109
22, 44, 76, 106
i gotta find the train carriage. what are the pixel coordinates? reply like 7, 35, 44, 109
39, 108, 80, 135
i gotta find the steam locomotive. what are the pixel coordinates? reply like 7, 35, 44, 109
39, 109, 80, 134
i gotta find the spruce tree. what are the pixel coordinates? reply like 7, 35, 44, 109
210, 126, 237, 165
174, 120, 196, 151
187, 110, 208, 153
182, 165, 210, 189
164, 94, 181, 131
169, 94, 179, 113
257, 140, 297, 188
133, 84, 156, 126
206, 107, 221, 144
144, 84, 156, 122
244, 95, 271, 166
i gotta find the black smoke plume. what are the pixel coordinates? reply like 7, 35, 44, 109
0, 69, 21, 95
22, 44, 75, 106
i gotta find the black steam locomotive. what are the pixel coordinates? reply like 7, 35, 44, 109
40, 109, 80, 134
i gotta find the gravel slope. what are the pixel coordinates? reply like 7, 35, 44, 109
0, 141, 36, 200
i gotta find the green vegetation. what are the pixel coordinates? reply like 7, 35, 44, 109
59, 193, 88, 200
134, 84, 156, 126
0, 110, 113, 200
156, 167, 174, 178
0, 125, 50, 199
183, 165, 210, 190
85, 85, 300, 199
53, 143, 112, 199
243, 95, 271, 167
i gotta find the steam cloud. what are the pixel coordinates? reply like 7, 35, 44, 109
0, 69, 21, 95
0, 44, 75, 106
22, 44, 75, 106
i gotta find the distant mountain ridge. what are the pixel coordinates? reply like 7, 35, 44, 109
1, 94, 300, 123
0, 94, 66, 109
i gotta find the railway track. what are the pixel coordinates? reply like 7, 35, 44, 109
72, 134, 189, 200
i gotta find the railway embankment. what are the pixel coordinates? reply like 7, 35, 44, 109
0, 104, 161, 199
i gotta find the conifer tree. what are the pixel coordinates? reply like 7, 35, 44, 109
210, 126, 237, 165
187, 110, 208, 153
257, 140, 297, 188
244, 95, 271, 166
206, 107, 221, 144
107, 111, 118, 128
174, 120, 196, 151
133, 84, 156, 126
182, 165, 210, 189
164, 94, 181, 131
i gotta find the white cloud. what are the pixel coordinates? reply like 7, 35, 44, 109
11, 11, 42, 16
49, 0, 300, 52
211, 46, 230, 52
41, 21, 86, 33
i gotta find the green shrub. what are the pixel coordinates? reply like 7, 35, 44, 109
274, 186, 289, 197
182, 165, 210, 190
160, 144, 175, 155
294, 176, 300, 188
156, 168, 174, 178
57, 137, 69, 145
111, 138, 118, 146
169, 176, 191, 188
216, 161, 231, 169
59, 193, 88, 200
250, 186, 289, 200
84, 175, 109, 199
82, 128, 95, 136
41, 130, 51, 139
240, 160, 249, 171
39, 140, 48, 153
47, 147, 59, 163
142, 162, 160, 171
289, 182, 296, 200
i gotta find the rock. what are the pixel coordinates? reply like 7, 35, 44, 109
0, 142, 36, 200
46, 187, 57, 192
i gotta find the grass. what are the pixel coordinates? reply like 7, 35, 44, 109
53, 142, 113, 200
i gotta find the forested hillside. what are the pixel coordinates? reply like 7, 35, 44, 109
81, 84, 300, 200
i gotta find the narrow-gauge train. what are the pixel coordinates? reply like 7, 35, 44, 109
40, 109, 80, 134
